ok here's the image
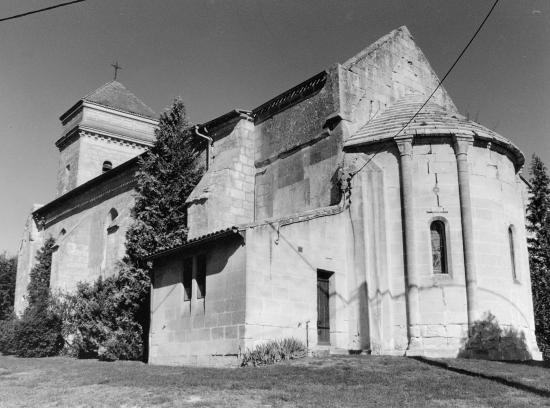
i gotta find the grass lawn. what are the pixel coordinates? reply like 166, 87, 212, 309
0, 354, 549, 407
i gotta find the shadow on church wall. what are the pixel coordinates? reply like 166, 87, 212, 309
458, 312, 531, 361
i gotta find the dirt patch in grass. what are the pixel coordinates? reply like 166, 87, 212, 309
1, 355, 549, 407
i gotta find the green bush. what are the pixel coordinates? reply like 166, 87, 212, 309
58, 263, 148, 361
0, 318, 17, 355
241, 338, 306, 367
459, 312, 531, 360
0, 253, 17, 321
12, 307, 64, 357
7, 237, 64, 358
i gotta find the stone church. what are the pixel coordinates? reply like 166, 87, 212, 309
14, 81, 158, 312
15, 26, 541, 365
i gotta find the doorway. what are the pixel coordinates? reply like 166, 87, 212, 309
317, 270, 333, 345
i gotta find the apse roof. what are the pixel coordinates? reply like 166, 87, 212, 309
345, 93, 524, 167
81, 80, 156, 119
349, 94, 498, 144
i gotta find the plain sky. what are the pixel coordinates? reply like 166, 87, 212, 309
0, 0, 548, 255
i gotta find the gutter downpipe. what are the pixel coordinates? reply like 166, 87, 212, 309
194, 125, 213, 170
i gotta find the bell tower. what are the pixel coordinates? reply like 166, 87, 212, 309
55, 81, 158, 195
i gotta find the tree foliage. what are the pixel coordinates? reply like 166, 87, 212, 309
5, 237, 64, 357
0, 252, 17, 320
59, 263, 148, 360
27, 237, 56, 309
63, 99, 205, 360
527, 154, 550, 359
126, 98, 205, 260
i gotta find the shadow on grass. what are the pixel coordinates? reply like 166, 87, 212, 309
411, 357, 550, 398
458, 312, 532, 361
497, 359, 550, 368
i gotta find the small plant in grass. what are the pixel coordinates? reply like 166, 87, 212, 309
241, 338, 306, 367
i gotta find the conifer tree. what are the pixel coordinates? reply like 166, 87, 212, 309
527, 154, 550, 358
64, 99, 205, 361
27, 237, 56, 309
13, 236, 63, 357
126, 98, 205, 261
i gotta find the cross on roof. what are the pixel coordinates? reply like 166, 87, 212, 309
111, 61, 122, 80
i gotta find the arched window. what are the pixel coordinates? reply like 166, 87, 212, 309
106, 208, 119, 233
102, 208, 120, 276
508, 226, 517, 280
109, 208, 118, 222
431, 220, 448, 274
102, 161, 113, 173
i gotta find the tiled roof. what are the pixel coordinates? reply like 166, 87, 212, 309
83, 81, 156, 119
345, 94, 523, 166
144, 227, 243, 260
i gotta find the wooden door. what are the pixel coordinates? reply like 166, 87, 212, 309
317, 275, 330, 344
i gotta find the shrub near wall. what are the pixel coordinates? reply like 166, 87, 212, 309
0, 253, 17, 355
0, 253, 17, 321
59, 263, 148, 361
0, 319, 17, 355
0, 237, 64, 357
241, 339, 306, 367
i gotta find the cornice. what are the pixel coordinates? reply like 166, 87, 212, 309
33, 155, 140, 222
81, 101, 159, 124
39, 179, 135, 228
55, 126, 154, 150
60, 99, 159, 124
252, 70, 328, 125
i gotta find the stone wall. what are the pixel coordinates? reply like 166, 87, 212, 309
243, 209, 352, 352
14, 165, 137, 314
149, 236, 246, 366
75, 134, 146, 189
254, 71, 343, 220
345, 149, 410, 355
187, 119, 255, 239
56, 103, 156, 195
338, 25, 456, 136
56, 140, 81, 195
469, 144, 538, 352
345, 137, 539, 358
13, 206, 44, 315
402, 139, 469, 355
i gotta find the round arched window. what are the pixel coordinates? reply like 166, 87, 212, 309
430, 220, 448, 274
109, 208, 118, 222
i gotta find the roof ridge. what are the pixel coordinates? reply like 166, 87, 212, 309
342, 25, 411, 69
80, 80, 157, 119
81, 80, 117, 101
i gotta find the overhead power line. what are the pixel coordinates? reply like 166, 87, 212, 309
0, 0, 86, 23
350, 0, 500, 178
